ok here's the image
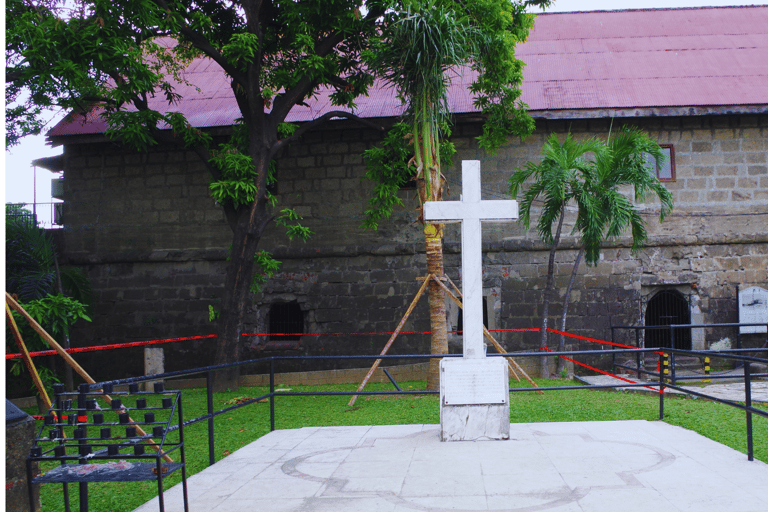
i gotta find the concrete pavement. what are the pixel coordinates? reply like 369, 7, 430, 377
134, 421, 768, 512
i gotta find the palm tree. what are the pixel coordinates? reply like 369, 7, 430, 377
509, 128, 673, 378
368, 2, 482, 389
6, 207, 91, 304
509, 134, 601, 378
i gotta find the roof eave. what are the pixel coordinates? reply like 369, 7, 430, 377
529, 104, 768, 120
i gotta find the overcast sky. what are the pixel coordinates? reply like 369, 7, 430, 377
4, 1, 763, 226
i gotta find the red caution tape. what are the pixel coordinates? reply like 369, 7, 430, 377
241, 327, 539, 337
541, 347, 660, 393
5, 334, 217, 360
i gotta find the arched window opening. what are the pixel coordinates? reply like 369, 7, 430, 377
269, 301, 304, 341
645, 290, 691, 350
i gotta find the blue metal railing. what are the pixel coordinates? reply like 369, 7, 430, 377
83, 346, 767, 464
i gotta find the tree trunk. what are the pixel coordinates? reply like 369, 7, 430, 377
539, 204, 567, 379
212, 196, 271, 392
425, 224, 447, 391
558, 246, 584, 378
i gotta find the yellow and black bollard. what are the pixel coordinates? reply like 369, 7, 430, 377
703, 356, 711, 383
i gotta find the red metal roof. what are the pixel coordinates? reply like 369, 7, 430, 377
49, 6, 768, 137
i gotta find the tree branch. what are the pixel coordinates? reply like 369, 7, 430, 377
152, 0, 248, 89
270, 4, 386, 123
271, 110, 384, 157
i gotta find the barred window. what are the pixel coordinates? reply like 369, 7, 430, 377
268, 302, 303, 341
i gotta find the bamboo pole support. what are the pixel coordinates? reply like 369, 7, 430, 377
438, 276, 543, 393
427, 277, 517, 381
6, 293, 173, 462
347, 276, 433, 407
6, 303, 52, 410
432, 277, 521, 382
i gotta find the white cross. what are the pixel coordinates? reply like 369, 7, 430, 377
423, 160, 518, 358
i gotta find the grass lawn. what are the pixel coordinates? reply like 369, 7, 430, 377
26, 378, 767, 512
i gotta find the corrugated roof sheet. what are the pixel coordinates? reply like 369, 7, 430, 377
49, 6, 768, 137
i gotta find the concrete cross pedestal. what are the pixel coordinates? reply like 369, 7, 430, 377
424, 160, 518, 441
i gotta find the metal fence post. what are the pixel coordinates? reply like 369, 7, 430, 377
670, 351, 676, 386
659, 352, 666, 420
206, 371, 215, 466
635, 328, 641, 379
270, 358, 276, 432
703, 356, 710, 383
744, 361, 754, 461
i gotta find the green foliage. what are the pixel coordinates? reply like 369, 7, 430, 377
6, 0, 193, 146
509, 128, 674, 266
361, 122, 455, 230
7, 294, 91, 396
165, 112, 213, 149
221, 33, 261, 70
209, 148, 258, 209
361, 123, 415, 230
21, 294, 92, 340
5, 206, 92, 305
250, 251, 281, 294
275, 208, 313, 242
362, 0, 544, 226
208, 305, 220, 322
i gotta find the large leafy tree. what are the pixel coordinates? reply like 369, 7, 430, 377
509, 128, 674, 377
8, 0, 548, 391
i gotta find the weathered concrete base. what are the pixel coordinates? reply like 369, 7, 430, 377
143, 346, 165, 391
440, 404, 510, 441
439, 358, 510, 442
6, 401, 40, 512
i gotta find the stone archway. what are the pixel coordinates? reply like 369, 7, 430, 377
645, 289, 692, 350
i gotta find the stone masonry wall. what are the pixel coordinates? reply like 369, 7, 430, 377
59, 113, 767, 380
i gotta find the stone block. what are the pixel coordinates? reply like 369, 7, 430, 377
742, 139, 766, 151
718, 140, 740, 152
715, 177, 736, 188
691, 141, 712, 152
320, 178, 340, 190
731, 190, 752, 201
737, 177, 759, 188
297, 157, 316, 168
706, 190, 728, 202
322, 154, 343, 166
327, 143, 349, 154
6, 405, 40, 512
693, 166, 714, 177
715, 165, 739, 176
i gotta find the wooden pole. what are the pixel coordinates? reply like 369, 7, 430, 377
347, 276, 432, 407
6, 293, 173, 462
431, 277, 521, 382
6, 304, 52, 410
438, 276, 543, 393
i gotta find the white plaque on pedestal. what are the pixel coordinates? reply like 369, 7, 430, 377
441, 358, 508, 405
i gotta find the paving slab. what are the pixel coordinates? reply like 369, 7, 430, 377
133, 421, 768, 512
577, 374, 768, 403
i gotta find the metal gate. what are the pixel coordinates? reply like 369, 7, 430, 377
645, 289, 692, 350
